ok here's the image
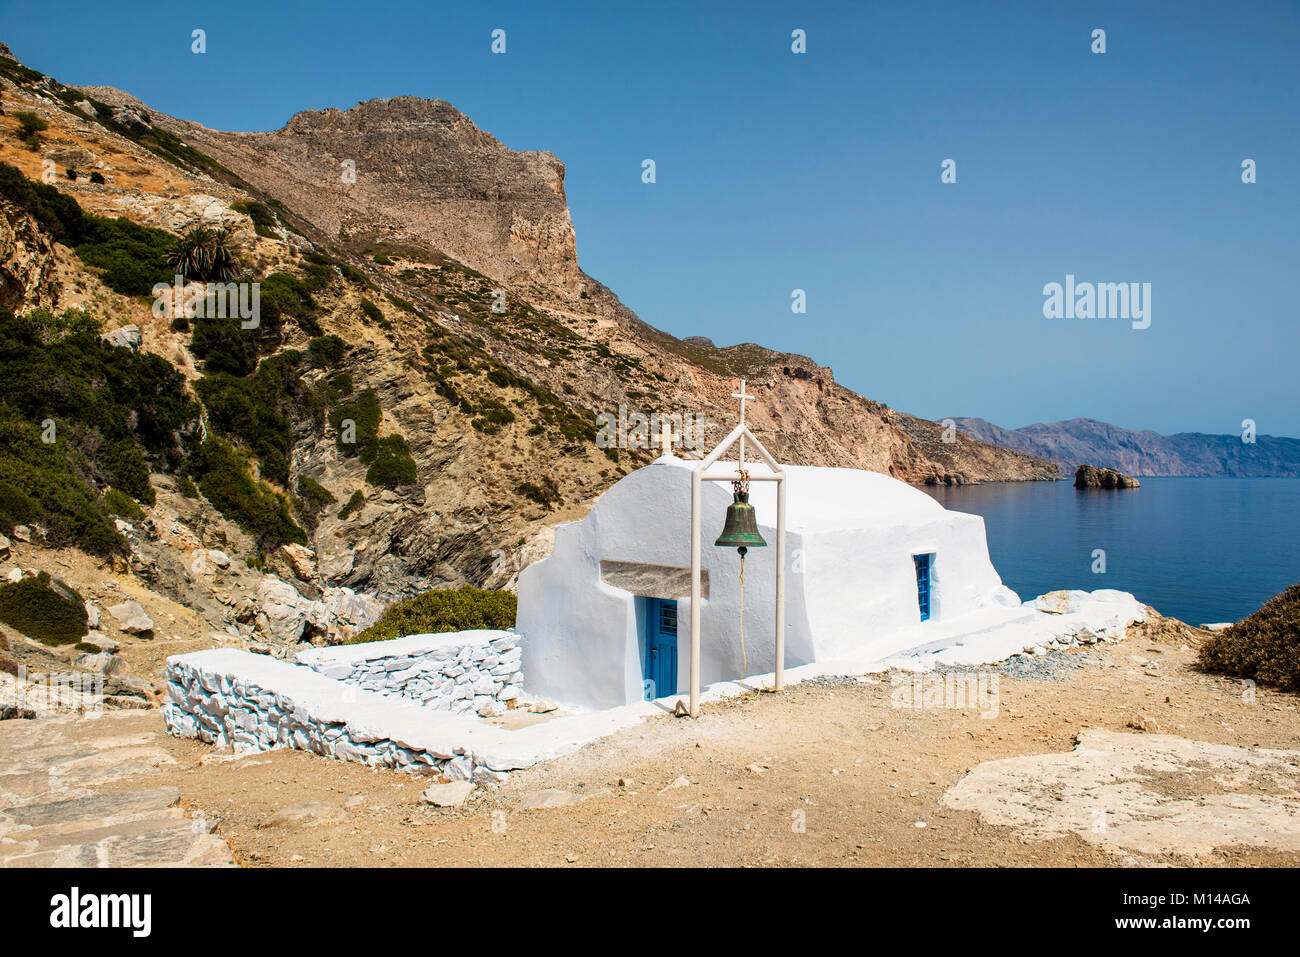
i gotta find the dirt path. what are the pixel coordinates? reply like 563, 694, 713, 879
152, 616, 1300, 867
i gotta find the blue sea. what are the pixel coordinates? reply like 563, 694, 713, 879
920, 478, 1300, 626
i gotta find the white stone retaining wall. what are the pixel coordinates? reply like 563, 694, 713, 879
163, 648, 522, 784
293, 630, 522, 717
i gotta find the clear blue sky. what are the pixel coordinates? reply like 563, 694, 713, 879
2, 0, 1296, 436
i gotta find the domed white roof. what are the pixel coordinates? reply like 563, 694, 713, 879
646, 457, 947, 533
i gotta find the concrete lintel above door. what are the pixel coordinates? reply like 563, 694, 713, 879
600, 560, 710, 600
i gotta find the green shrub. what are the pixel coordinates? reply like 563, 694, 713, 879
232, 199, 278, 238
350, 586, 516, 643
259, 271, 322, 338
74, 215, 175, 296
0, 308, 194, 553
517, 478, 559, 506
0, 572, 88, 646
89, 171, 105, 185
296, 475, 336, 512
471, 398, 516, 434
0, 408, 124, 557
176, 475, 199, 498
330, 387, 381, 458
337, 489, 364, 520
365, 434, 418, 487
187, 436, 306, 550
359, 298, 383, 324
337, 262, 371, 288
1198, 584, 1300, 692
196, 367, 295, 485
103, 487, 145, 520
65, 167, 78, 181
189, 313, 257, 376
0, 161, 84, 243
308, 334, 346, 367
329, 370, 354, 397
12, 111, 46, 139
75, 641, 102, 653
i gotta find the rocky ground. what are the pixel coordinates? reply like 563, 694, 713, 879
0, 710, 231, 866
6, 610, 1292, 868
0, 514, 385, 723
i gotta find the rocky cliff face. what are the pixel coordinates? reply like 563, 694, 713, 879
114, 92, 1055, 484
0, 202, 59, 312
953, 417, 1300, 478
0, 44, 1057, 654
114, 94, 584, 294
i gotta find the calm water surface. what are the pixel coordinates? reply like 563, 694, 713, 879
921, 478, 1300, 625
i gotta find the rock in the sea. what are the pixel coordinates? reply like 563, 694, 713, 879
1074, 464, 1140, 489
107, 600, 155, 635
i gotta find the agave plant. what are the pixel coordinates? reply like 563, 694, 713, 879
164, 224, 240, 281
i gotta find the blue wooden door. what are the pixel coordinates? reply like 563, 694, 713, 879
914, 554, 933, 621
643, 598, 678, 699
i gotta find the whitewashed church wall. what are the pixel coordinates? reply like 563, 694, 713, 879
517, 459, 1019, 710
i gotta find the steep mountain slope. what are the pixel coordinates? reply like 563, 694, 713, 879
0, 42, 1056, 635
952, 417, 1300, 477
113, 89, 1058, 480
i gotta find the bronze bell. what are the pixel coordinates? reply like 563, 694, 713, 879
714, 490, 767, 558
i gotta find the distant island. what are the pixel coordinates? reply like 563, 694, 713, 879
949, 417, 1300, 478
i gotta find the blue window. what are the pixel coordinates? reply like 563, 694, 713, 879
913, 553, 934, 622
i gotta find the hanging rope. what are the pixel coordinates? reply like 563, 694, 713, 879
739, 551, 746, 676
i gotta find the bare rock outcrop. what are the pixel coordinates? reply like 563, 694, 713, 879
0, 202, 60, 313
1074, 464, 1140, 489
143, 96, 583, 293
